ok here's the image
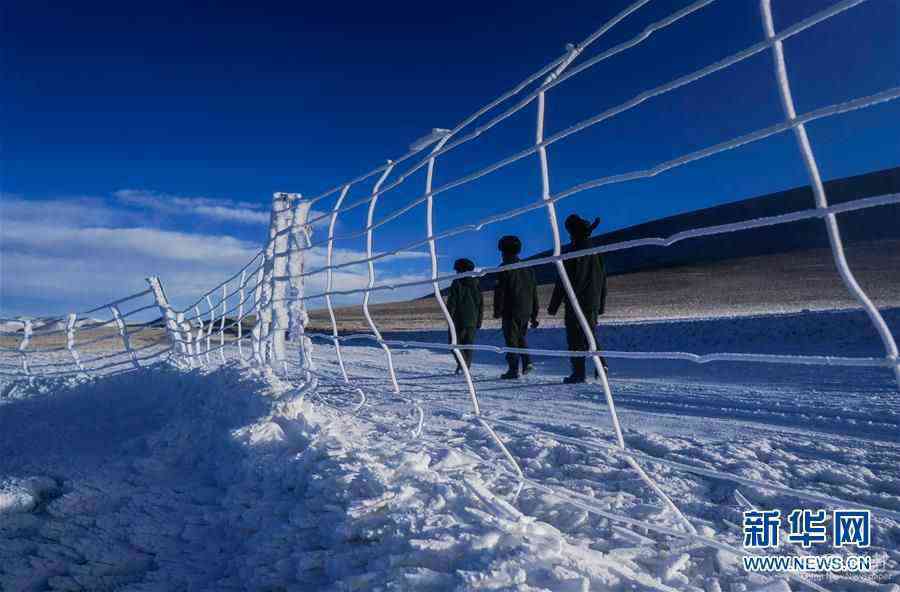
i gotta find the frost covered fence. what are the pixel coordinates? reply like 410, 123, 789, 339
0, 1, 897, 587
147, 276, 190, 364
253, 0, 899, 579
0, 199, 317, 381
757, 0, 900, 386
279, 0, 899, 389
148, 193, 316, 373
256, 0, 900, 537
0, 289, 172, 380
17, 320, 32, 376
266, 192, 314, 374
293, 364, 860, 592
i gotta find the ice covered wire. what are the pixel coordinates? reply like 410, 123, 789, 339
257, 0, 897, 582
3, 0, 895, 383
0, 288, 172, 379
274, 0, 898, 387
2, 1, 897, 587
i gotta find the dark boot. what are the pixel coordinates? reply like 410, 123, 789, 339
565, 357, 586, 384
521, 353, 534, 375
501, 356, 520, 380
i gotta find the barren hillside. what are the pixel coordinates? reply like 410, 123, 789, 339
308, 239, 900, 332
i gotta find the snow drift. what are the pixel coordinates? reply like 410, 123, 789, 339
0, 365, 691, 591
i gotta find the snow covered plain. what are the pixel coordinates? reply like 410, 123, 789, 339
1, 308, 898, 591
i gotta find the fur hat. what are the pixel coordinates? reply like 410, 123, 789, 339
497, 235, 522, 255
564, 214, 600, 239
453, 258, 475, 273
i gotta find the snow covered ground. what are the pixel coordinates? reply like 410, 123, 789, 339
1, 308, 898, 591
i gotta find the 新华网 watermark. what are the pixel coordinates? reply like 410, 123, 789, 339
740, 508, 879, 575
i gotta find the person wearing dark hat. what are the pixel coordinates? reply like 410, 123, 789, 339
445, 258, 483, 374
547, 214, 608, 384
493, 235, 539, 379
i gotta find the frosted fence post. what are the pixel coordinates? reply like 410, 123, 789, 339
255, 194, 281, 366
251, 324, 262, 365
268, 192, 293, 368
147, 276, 184, 363
325, 184, 352, 382
759, 0, 900, 389
285, 193, 314, 381
110, 304, 141, 370
65, 313, 87, 375
205, 294, 215, 365
362, 161, 401, 393
18, 319, 32, 376
252, 267, 265, 366
237, 269, 247, 360
176, 312, 195, 367
298, 222, 315, 381
194, 306, 206, 366
183, 312, 196, 368
219, 284, 227, 363
535, 48, 697, 534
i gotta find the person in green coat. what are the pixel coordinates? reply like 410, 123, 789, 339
547, 214, 608, 384
493, 235, 539, 379
446, 258, 484, 374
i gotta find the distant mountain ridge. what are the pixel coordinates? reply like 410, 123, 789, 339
478, 166, 899, 289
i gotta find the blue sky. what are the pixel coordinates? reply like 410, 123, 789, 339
2, 0, 899, 316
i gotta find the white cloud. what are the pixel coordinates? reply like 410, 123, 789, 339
114, 189, 270, 225
3, 223, 257, 263
192, 205, 269, 224
113, 189, 331, 227
0, 195, 432, 317
1, 193, 145, 228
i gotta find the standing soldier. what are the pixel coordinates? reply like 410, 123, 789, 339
445, 258, 483, 374
547, 214, 608, 384
493, 235, 539, 379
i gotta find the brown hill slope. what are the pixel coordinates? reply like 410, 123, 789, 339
307, 240, 900, 333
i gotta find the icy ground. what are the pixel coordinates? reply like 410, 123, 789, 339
1, 308, 898, 591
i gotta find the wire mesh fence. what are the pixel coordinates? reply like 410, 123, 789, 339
2, 1, 898, 587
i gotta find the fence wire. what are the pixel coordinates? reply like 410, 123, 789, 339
2, 2, 897, 588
